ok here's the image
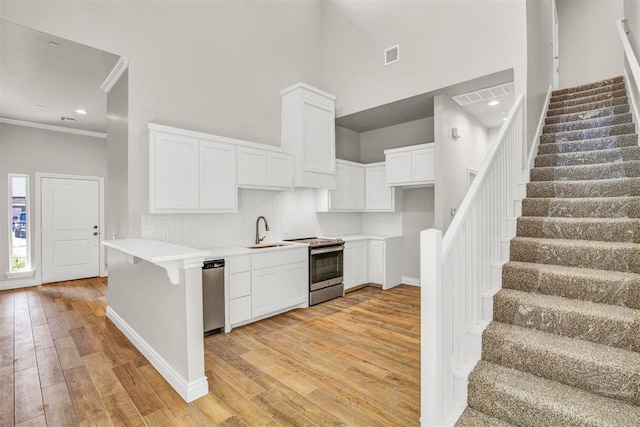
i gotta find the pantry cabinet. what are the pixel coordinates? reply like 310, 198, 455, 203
281, 83, 337, 189
385, 143, 435, 187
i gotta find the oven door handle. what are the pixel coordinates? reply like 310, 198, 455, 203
310, 245, 344, 255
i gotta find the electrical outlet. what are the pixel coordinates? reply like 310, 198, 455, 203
451, 207, 457, 216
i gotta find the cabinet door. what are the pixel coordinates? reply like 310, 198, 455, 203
237, 147, 268, 186
347, 166, 365, 210
153, 132, 199, 209
366, 165, 394, 211
267, 152, 294, 188
353, 242, 368, 285
343, 244, 355, 289
412, 149, 434, 182
200, 140, 237, 210
281, 262, 308, 308
386, 152, 412, 185
229, 271, 251, 299
301, 98, 335, 175
251, 266, 282, 318
330, 163, 348, 210
368, 240, 384, 285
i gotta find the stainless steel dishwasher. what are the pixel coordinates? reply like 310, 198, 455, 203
202, 259, 225, 336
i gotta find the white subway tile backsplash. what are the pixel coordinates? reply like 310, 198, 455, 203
141, 188, 363, 248
362, 212, 403, 236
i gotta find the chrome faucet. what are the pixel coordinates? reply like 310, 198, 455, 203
255, 216, 269, 245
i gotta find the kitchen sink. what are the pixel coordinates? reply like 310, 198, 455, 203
246, 243, 292, 249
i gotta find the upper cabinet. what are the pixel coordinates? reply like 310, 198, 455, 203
236, 145, 294, 191
364, 163, 399, 212
384, 143, 435, 187
142, 124, 237, 213
281, 83, 337, 189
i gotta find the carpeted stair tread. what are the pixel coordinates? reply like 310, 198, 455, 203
536, 133, 638, 155
542, 112, 632, 134
540, 122, 635, 144
521, 196, 640, 218
551, 76, 623, 96
550, 81, 626, 104
546, 96, 629, 117
510, 236, 640, 273
535, 145, 640, 167
545, 104, 629, 125
502, 261, 640, 309
526, 177, 640, 198
548, 89, 627, 110
482, 321, 640, 405
530, 160, 640, 182
455, 408, 516, 427
516, 217, 640, 243
493, 288, 640, 351
467, 360, 640, 427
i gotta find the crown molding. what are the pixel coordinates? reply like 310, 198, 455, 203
0, 117, 107, 139
100, 56, 129, 93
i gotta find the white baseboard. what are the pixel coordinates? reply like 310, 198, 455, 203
0, 277, 40, 291
623, 67, 640, 137
402, 276, 420, 287
106, 306, 208, 402
527, 85, 554, 171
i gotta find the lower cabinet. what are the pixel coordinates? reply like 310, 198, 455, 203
344, 240, 368, 290
343, 237, 403, 291
227, 248, 308, 330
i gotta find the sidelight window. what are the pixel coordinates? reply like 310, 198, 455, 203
8, 174, 31, 275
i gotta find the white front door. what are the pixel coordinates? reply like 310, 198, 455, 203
41, 177, 101, 283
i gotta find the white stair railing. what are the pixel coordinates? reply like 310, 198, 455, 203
618, 18, 640, 129
421, 95, 524, 426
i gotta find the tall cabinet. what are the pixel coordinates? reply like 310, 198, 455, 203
281, 83, 337, 189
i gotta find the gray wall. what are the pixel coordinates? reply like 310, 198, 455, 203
0, 123, 107, 285
360, 117, 434, 164
402, 187, 434, 279
434, 96, 490, 232
625, 0, 640, 53
107, 70, 128, 242
557, 0, 624, 89
321, 0, 529, 118
335, 126, 361, 163
1, 1, 325, 238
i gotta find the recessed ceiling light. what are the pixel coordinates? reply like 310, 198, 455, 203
502, 117, 507, 121
489, 100, 500, 106
75, 109, 88, 115
48, 41, 60, 48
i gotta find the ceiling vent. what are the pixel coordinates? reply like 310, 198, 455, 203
60, 116, 77, 123
385, 45, 399, 66
452, 82, 515, 106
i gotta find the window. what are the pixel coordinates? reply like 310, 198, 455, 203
8, 174, 31, 275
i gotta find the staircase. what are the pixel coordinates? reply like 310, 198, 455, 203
456, 76, 640, 426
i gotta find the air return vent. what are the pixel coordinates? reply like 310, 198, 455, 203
452, 82, 514, 106
385, 45, 399, 66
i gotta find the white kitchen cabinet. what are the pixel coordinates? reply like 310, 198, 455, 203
367, 237, 403, 290
281, 262, 308, 307
281, 83, 337, 189
143, 124, 237, 213
364, 162, 399, 212
237, 145, 294, 190
385, 143, 435, 187
251, 266, 282, 318
344, 240, 368, 290
227, 255, 252, 327
316, 160, 365, 212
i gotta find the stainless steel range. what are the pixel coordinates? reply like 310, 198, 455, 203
284, 237, 344, 305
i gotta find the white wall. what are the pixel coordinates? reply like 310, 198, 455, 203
434, 95, 491, 232
142, 188, 362, 249
0, 123, 107, 284
321, 0, 529, 118
360, 117, 434, 164
402, 187, 434, 280
557, 0, 624, 89
1, 0, 325, 239
625, 0, 640, 54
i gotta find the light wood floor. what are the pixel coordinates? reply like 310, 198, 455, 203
0, 278, 420, 426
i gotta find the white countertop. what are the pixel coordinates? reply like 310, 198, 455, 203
102, 239, 210, 263
340, 234, 402, 242
204, 242, 307, 259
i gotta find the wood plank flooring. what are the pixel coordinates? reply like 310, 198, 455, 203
0, 278, 420, 426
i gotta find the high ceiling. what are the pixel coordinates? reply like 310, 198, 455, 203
0, 20, 119, 133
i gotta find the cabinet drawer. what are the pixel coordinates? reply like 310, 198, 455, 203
229, 271, 251, 299
228, 255, 250, 274
230, 296, 251, 325
251, 248, 307, 270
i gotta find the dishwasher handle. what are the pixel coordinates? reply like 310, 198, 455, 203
203, 259, 225, 269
